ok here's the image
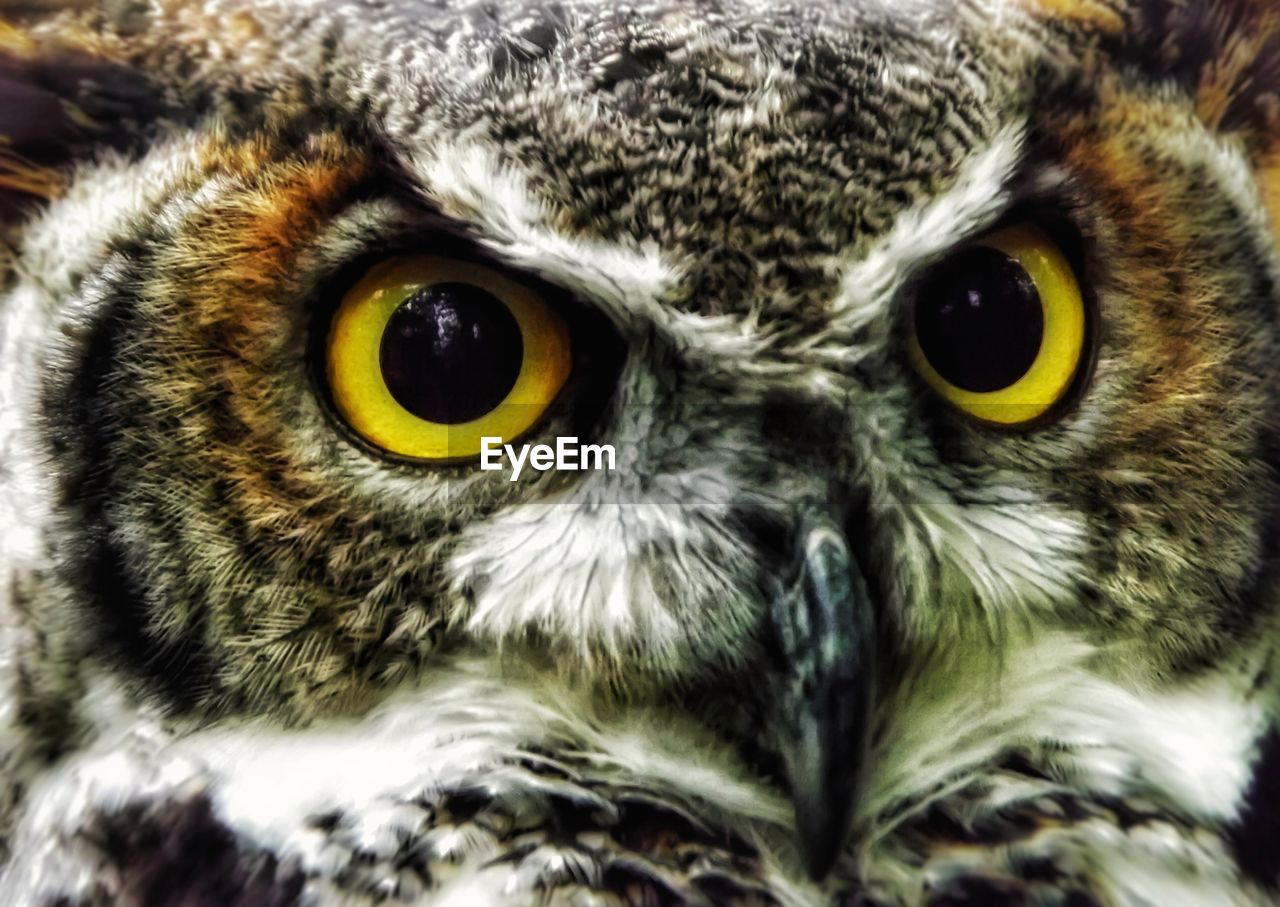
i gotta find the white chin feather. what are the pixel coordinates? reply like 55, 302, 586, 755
1, 657, 816, 905
4, 634, 1270, 905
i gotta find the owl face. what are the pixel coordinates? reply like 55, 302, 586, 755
4, 0, 1280, 882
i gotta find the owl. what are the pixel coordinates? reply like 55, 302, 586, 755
0, 0, 1279, 904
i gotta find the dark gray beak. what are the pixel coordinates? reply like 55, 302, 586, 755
764, 508, 876, 880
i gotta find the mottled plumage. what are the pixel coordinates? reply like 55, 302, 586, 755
1, 0, 1279, 904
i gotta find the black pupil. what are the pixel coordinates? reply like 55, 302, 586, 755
914, 247, 1044, 393
379, 283, 523, 424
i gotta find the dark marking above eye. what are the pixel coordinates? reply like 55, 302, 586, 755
914, 247, 1043, 393
378, 283, 523, 424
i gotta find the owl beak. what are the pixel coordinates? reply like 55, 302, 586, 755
765, 510, 876, 881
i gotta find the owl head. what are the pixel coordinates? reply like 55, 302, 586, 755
3, 0, 1280, 879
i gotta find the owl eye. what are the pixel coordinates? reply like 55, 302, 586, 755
325, 255, 571, 460
909, 222, 1087, 426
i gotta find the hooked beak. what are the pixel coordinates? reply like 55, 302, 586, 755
764, 508, 876, 880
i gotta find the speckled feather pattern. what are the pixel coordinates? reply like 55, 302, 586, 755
0, 0, 1279, 904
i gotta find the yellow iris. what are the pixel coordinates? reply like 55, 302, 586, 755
909, 223, 1087, 426
326, 255, 571, 460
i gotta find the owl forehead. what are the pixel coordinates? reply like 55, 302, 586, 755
335, 0, 1027, 318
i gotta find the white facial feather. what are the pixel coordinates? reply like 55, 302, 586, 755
827, 125, 1024, 353
3, 635, 1267, 905
3, 1, 1280, 904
